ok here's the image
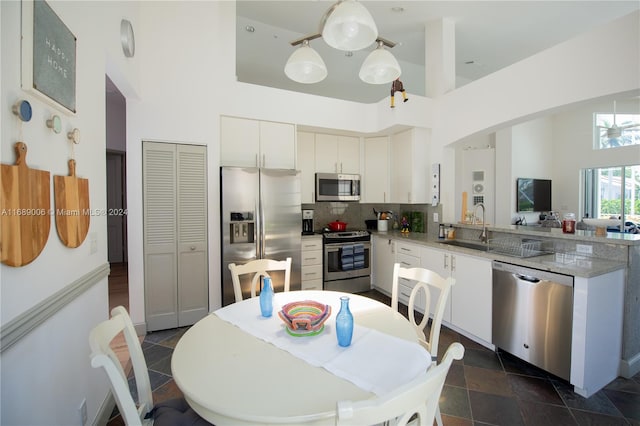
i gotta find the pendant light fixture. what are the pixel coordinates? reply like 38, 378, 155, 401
321, 0, 378, 51
284, 0, 401, 85
284, 39, 327, 84
359, 39, 401, 84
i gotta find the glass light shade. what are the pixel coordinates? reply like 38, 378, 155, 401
359, 44, 401, 84
322, 0, 378, 51
284, 41, 328, 84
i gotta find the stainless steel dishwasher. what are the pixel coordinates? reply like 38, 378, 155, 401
492, 261, 574, 380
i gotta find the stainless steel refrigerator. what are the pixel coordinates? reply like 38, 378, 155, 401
221, 167, 301, 306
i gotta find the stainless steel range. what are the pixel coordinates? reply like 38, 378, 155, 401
323, 230, 371, 293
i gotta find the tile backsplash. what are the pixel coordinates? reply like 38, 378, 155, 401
302, 202, 441, 237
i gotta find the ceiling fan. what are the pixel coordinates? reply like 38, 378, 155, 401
597, 100, 640, 140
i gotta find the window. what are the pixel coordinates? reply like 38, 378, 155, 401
583, 165, 640, 232
594, 112, 640, 149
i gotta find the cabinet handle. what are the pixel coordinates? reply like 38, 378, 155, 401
262, 154, 266, 168
384, 192, 386, 203
335, 162, 338, 173
340, 162, 343, 173
255, 154, 258, 167
444, 254, 449, 269
408, 192, 411, 203
400, 247, 410, 252
451, 255, 456, 272
190, 246, 196, 251
401, 261, 411, 266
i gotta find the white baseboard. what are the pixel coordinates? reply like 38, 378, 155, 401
620, 352, 640, 378
93, 392, 116, 426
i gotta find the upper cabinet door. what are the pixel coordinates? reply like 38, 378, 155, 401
220, 117, 295, 169
314, 134, 360, 174
390, 129, 412, 203
363, 136, 389, 203
315, 133, 339, 173
260, 121, 295, 169
390, 128, 430, 203
338, 136, 360, 174
220, 116, 260, 167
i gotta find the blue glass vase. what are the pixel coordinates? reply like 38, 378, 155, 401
259, 276, 273, 317
336, 296, 354, 347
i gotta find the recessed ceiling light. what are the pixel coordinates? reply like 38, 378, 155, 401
391, 7, 404, 12
245, 25, 255, 33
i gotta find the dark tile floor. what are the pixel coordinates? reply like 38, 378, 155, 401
108, 290, 640, 426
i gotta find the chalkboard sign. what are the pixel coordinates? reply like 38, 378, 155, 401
32, 1, 76, 113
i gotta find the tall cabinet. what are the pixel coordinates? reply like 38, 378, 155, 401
363, 136, 389, 203
143, 142, 209, 332
390, 128, 430, 203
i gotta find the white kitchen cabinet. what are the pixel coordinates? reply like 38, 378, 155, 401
314, 134, 360, 174
372, 235, 395, 296
300, 235, 323, 290
220, 116, 295, 169
363, 136, 389, 203
220, 116, 259, 167
420, 246, 453, 324
420, 245, 492, 343
390, 128, 430, 203
297, 131, 316, 203
395, 241, 425, 311
449, 252, 492, 343
260, 121, 296, 169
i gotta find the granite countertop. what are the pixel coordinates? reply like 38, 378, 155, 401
455, 223, 640, 245
371, 230, 628, 279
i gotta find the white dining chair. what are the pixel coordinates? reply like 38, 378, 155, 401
89, 306, 211, 426
391, 263, 455, 426
336, 342, 465, 425
228, 257, 292, 303
391, 263, 455, 364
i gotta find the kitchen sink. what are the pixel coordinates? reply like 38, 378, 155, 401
439, 240, 490, 251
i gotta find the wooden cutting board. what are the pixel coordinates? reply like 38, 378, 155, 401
54, 159, 90, 248
1, 142, 51, 266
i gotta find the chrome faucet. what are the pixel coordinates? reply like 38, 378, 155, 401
473, 203, 488, 243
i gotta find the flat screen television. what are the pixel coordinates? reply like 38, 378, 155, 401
516, 178, 552, 212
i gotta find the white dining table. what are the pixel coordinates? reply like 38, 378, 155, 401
171, 290, 429, 425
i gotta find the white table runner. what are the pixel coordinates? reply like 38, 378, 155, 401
214, 292, 430, 396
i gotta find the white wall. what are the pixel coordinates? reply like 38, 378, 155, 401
1, 2, 639, 424
0, 1, 141, 424
552, 97, 640, 218
435, 10, 640, 222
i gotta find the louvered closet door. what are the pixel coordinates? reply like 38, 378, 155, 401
176, 144, 208, 326
143, 142, 208, 331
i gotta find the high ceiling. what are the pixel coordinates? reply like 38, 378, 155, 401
236, 1, 639, 103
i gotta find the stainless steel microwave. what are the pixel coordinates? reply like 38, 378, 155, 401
315, 173, 361, 201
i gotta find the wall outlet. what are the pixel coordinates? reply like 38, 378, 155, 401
79, 398, 87, 425
433, 212, 439, 223
576, 244, 593, 255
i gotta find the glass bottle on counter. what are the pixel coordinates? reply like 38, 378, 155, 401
260, 276, 273, 317
562, 213, 576, 234
336, 296, 354, 347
